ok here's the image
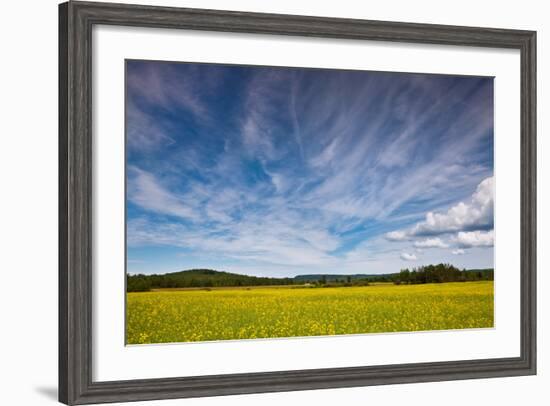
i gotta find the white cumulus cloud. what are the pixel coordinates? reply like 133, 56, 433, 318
385, 230, 409, 241
413, 237, 448, 249
452, 248, 465, 255
410, 176, 494, 236
455, 230, 494, 248
400, 252, 418, 261
385, 177, 494, 242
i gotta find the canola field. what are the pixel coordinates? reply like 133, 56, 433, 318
126, 281, 493, 344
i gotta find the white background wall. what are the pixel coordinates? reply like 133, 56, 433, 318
0, 0, 547, 405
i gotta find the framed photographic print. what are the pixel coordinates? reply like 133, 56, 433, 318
59, 1, 536, 404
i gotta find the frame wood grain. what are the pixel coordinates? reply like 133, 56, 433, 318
59, 1, 536, 404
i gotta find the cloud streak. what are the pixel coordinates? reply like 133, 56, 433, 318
127, 166, 197, 220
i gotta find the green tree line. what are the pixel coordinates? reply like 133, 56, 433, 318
395, 264, 494, 285
127, 265, 494, 292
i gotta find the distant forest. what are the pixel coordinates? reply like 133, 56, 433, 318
127, 264, 494, 292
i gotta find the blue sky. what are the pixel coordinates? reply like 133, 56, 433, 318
126, 60, 494, 277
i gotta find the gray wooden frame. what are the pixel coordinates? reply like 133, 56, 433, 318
59, 1, 537, 404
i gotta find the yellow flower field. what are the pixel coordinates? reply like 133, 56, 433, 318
126, 281, 493, 344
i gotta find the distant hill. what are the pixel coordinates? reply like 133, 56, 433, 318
127, 269, 295, 292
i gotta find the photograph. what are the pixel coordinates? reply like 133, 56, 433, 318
125, 60, 495, 345
50, 2, 538, 404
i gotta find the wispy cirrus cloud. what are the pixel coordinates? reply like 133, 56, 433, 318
127, 166, 198, 220
125, 60, 494, 276
127, 62, 211, 120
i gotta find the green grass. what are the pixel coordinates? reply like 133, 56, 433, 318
126, 281, 494, 344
